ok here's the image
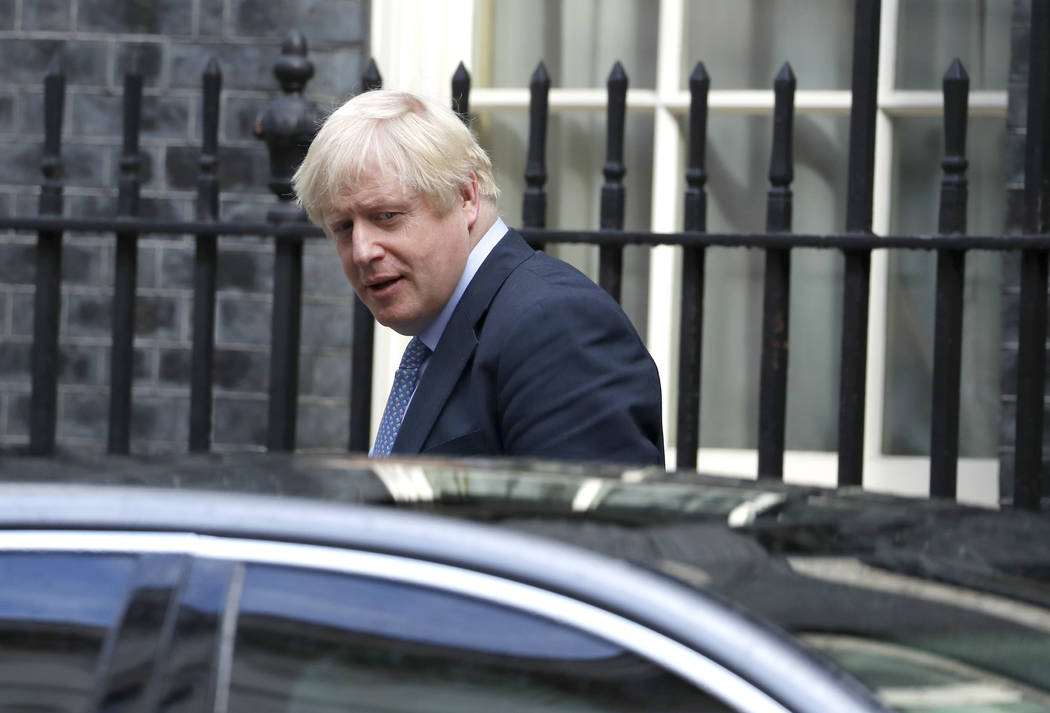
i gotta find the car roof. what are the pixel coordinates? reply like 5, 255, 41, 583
3, 450, 1050, 701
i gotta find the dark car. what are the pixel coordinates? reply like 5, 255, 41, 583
1, 452, 1049, 713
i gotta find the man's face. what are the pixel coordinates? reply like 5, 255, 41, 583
324, 169, 479, 336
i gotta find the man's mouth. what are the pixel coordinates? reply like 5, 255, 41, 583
366, 276, 401, 295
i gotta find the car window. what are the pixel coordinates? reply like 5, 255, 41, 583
0, 552, 137, 713
229, 563, 738, 713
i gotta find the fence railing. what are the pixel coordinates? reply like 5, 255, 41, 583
3, 0, 1049, 511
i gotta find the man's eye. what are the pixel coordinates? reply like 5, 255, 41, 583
334, 220, 353, 233
378, 211, 399, 221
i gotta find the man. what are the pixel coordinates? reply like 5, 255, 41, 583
293, 89, 664, 466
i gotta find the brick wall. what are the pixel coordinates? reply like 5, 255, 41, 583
0, 0, 368, 453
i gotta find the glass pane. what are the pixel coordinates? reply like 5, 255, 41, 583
229, 563, 736, 712
475, 108, 653, 338
883, 116, 1005, 457
896, 0, 1011, 90
0, 553, 136, 713
683, 112, 849, 450
684, 0, 855, 90
481, 0, 658, 89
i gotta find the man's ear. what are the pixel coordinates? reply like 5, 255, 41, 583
461, 172, 481, 227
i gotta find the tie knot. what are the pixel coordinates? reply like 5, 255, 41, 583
400, 337, 430, 370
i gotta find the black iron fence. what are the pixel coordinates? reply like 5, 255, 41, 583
4, 1, 1050, 510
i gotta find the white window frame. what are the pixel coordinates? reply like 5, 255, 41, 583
368, 0, 1004, 506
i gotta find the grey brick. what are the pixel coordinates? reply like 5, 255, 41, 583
158, 347, 189, 386
141, 95, 192, 139
231, 0, 364, 44
23, 0, 72, 31
158, 243, 194, 290
0, 94, 14, 131
303, 246, 351, 296
224, 96, 268, 142
135, 243, 159, 289
64, 143, 112, 188
4, 392, 29, 437
295, 400, 347, 448
131, 395, 188, 443
72, 93, 127, 138
217, 247, 273, 292
302, 351, 349, 397
199, 0, 225, 36
217, 295, 270, 345
214, 348, 269, 391
213, 397, 267, 445
0, 342, 29, 379
58, 343, 100, 384
78, 0, 192, 35
301, 302, 351, 348
11, 293, 32, 335
115, 42, 165, 87
136, 294, 181, 339
0, 243, 35, 283
61, 390, 107, 439
0, 142, 43, 185
66, 192, 184, 221
171, 42, 277, 92
63, 242, 108, 285
165, 144, 269, 193
0, 41, 107, 86
311, 47, 363, 97
219, 199, 271, 224
65, 294, 111, 337
0, 0, 13, 29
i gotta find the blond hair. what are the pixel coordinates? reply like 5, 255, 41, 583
293, 90, 500, 229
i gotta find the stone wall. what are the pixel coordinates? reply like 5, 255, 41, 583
0, 0, 368, 453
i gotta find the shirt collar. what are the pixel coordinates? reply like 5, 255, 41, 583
418, 217, 508, 351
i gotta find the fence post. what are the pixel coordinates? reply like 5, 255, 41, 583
676, 62, 709, 471
348, 60, 382, 453
757, 63, 796, 480
599, 61, 627, 302
107, 68, 143, 454
29, 58, 65, 456
523, 62, 550, 241
1015, 0, 1050, 510
254, 30, 319, 452
837, 0, 881, 486
929, 59, 969, 498
452, 62, 470, 125
189, 58, 222, 452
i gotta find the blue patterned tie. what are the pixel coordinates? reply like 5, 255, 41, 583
372, 337, 431, 456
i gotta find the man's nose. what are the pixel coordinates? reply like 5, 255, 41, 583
351, 224, 384, 264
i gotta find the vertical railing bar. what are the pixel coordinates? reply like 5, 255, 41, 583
757, 63, 796, 480
1014, 0, 1050, 510
349, 62, 382, 452
929, 59, 970, 499
107, 69, 143, 454
837, 0, 881, 487
522, 61, 550, 251
29, 57, 66, 456
256, 31, 317, 452
189, 57, 222, 452
675, 62, 709, 471
599, 61, 627, 302
452, 62, 470, 126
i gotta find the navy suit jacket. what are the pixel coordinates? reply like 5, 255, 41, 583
391, 229, 665, 467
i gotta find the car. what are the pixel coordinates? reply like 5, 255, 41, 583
0, 451, 1048, 713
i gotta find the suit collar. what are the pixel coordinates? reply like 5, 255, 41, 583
392, 230, 533, 453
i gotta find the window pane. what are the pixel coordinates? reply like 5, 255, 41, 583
229, 563, 735, 712
883, 116, 1005, 457
684, 0, 855, 90
682, 113, 849, 450
0, 553, 136, 713
896, 0, 1011, 90
476, 108, 653, 337
481, 0, 658, 89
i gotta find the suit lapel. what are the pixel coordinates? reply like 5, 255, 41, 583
392, 230, 534, 453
